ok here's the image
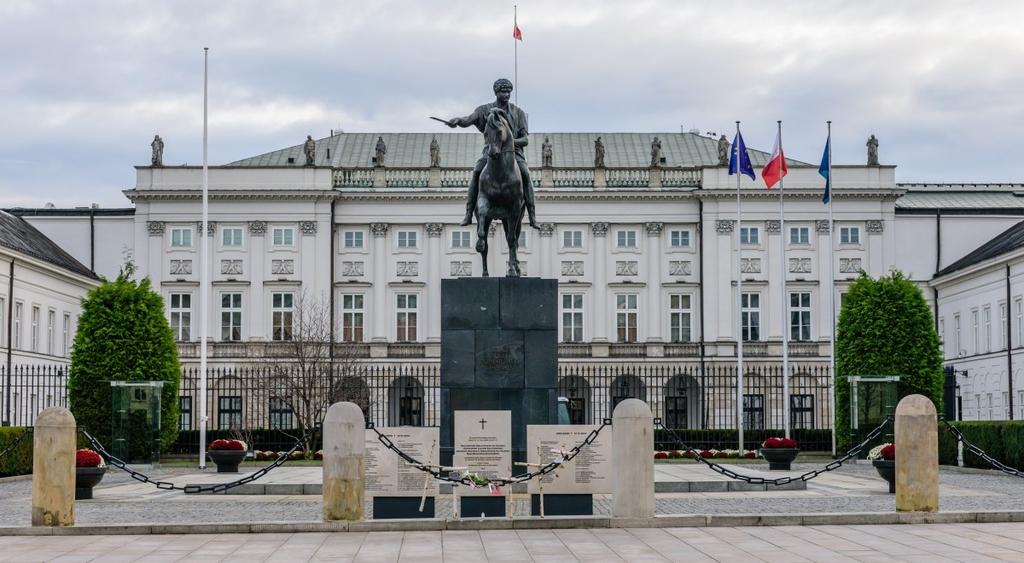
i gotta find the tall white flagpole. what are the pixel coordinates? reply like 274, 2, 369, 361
198, 47, 210, 470
827, 121, 837, 456
778, 120, 790, 439
735, 121, 745, 453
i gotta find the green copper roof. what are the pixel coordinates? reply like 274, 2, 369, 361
228, 132, 800, 169
895, 191, 1024, 209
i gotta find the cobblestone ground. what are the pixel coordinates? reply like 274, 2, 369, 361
1, 462, 1022, 526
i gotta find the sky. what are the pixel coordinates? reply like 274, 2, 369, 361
2, 0, 1023, 208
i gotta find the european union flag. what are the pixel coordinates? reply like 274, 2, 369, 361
728, 130, 756, 180
819, 136, 831, 204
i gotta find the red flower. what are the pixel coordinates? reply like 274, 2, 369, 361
761, 437, 798, 449
880, 444, 895, 460
209, 439, 245, 451
654, 451, 669, 459
699, 450, 714, 458
76, 449, 103, 468
743, 451, 756, 459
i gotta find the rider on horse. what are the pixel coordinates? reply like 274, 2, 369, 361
445, 78, 537, 229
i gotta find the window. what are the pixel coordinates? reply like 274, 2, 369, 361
789, 226, 810, 245
561, 294, 584, 343
839, 226, 860, 245
272, 227, 294, 246
1017, 298, 1023, 347
616, 294, 638, 343
171, 227, 192, 248
47, 310, 55, 355
790, 292, 812, 341
939, 318, 945, 356
0, 297, 4, 345
741, 293, 760, 341
271, 292, 294, 341
62, 313, 71, 356
221, 293, 242, 341
269, 398, 293, 430
742, 394, 765, 430
954, 314, 962, 356
971, 310, 979, 354
670, 230, 690, 248
13, 302, 22, 349
740, 226, 759, 245
217, 396, 242, 430
791, 395, 815, 429
170, 293, 191, 341
341, 294, 365, 342
518, 230, 529, 249
669, 294, 692, 343
31, 306, 39, 352
397, 231, 418, 249
984, 306, 992, 353
450, 231, 471, 249
1000, 303, 1007, 351
179, 397, 192, 431
343, 230, 364, 249
616, 230, 637, 248
222, 227, 243, 247
396, 294, 418, 342
562, 230, 583, 249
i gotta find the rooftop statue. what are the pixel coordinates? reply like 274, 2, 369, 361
867, 134, 879, 166
717, 134, 729, 166
375, 136, 387, 167
429, 136, 441, 167
151, 134, 164, 167
650, 136, 662, 167
541, 136, 553, 168
303, 135, 316, 166
594, 136, 605, 168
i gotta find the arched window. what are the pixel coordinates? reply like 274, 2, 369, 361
663, 374, 701, 430
559, 375, 591, 424
388, 376, 424, 426
609, 374, 646, 414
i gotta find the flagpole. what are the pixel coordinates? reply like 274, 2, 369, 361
778, 120, 790, 440
827, 121, 837, 457
513, 5, 518, 106
735, 121, 744, 453
198, 47, 210, 470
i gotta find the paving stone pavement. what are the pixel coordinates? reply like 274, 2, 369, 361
2, 523, 1024, 561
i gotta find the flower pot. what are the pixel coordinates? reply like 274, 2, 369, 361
208, 449, 247, 473
759, 447, 799, 470
75, 466, 107, 500
873, 459, 896, 494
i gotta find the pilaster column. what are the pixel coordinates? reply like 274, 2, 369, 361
538, 223, 555, 278
425, 223, 443, 343
592, 222, 610, 344
645, 223, 664, 344
370, 223, 389, 344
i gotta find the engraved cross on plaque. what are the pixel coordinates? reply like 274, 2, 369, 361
479, 418, 488, 430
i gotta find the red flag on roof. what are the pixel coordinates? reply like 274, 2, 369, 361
762, 129, 787, 189
513, 23, 523, 41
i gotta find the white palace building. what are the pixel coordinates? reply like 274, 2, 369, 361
3, 131, 1023, 430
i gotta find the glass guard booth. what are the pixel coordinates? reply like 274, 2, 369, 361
848, 375, 900, 453
111, 381, 164, 465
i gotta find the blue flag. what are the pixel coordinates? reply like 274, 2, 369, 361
728, 130, 756, 180
819, 136, 831, 204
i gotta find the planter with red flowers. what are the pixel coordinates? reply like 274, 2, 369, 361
759, 437, 800, 470
75, 448, 107, 500
868, 443, 896, 493
207, 439, 248, 473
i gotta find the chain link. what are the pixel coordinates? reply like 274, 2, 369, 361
0, 427, 33, 461
939, 418, 1024, 479
655, 417, 892, 487
366, 419, 612, 488
79, 428, 313, 494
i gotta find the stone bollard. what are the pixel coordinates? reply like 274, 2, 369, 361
322, 401, 365, 521
612, 398, 654, 518
31, 407, 76, 526
895, 394, 939, 512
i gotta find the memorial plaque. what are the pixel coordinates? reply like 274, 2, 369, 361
454, 410, 511, 497
526, 425, 612, 494
365, 427, 440, 497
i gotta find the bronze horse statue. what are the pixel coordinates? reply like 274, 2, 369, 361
475, 107, 526, 277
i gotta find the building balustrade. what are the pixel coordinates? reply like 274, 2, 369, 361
609, 343, 648, 357
558, 342, 592, 358
664, 342, 701, 357
332, 166, 701, 189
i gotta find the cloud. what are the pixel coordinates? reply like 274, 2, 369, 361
2, 0, 1023, 207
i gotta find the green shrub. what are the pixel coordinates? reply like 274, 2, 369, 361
0, 427, 33, 477
69, 265, 180, 451
835, 271, 944, 451
939, 420, 1024, 469
653, 428, 832, 452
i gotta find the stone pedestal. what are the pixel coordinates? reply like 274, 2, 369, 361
594, 168, 607, 189
440, 277, 558, 466
895, 394, 939, 513
611, 399, 654, 518
322, 402, 365, 521
31, 407, 76, 527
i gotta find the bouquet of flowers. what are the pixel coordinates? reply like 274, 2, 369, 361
867, 443, 895, 461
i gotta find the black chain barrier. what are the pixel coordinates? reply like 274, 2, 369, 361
79, 428, 313, 494
0, 427, 33, 460
366, 419, 612, 488
940, 418, 1024, 479
655, 416, 893, 487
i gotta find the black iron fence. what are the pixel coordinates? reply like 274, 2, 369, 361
3, 361, 833, 453
0, 364, 69, 426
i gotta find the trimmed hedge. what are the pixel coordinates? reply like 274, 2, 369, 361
0, 427, 33, 477
938, 420, 1024, 469
654, 428, 832, 452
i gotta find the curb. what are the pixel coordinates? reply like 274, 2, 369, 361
3, 511, 1023, 536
